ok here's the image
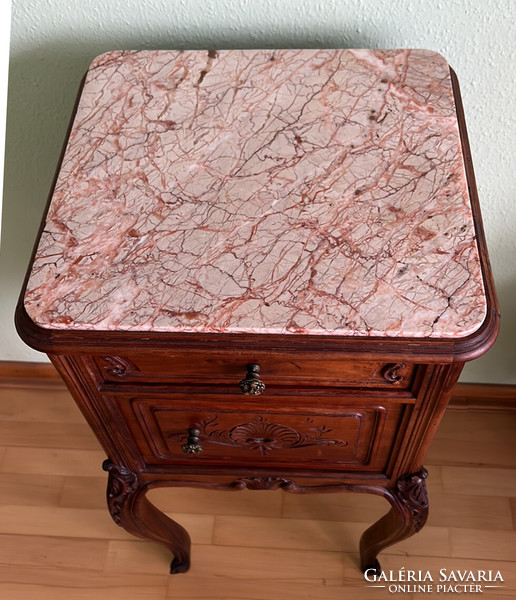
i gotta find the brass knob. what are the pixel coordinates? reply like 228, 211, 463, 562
181, 428, 203, 455
239, 364, 266, 395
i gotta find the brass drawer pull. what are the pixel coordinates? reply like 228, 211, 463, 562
181, 428, 203, 455
239, 364, 266, 395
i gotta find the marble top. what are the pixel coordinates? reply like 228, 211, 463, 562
24, 49, 487, 338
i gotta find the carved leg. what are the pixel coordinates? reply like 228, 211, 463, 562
360, 467, 428, 574
102, 460, 191, 574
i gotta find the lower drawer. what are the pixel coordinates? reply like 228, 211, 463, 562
112, 395, 409, 472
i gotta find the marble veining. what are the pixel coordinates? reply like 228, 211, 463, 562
24, 49, 487, 338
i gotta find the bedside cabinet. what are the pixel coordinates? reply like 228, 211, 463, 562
16, 49, 498, 575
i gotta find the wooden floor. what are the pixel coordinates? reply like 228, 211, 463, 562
0, 380, 515, 599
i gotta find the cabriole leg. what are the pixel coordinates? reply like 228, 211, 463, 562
102, 460, 191, 574
360, 467, 429, 574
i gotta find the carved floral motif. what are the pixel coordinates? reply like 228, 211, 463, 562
169, 415, 347, 456
396, 467, 429, 532
102, 460, 139, 525
232, 477, 297, 491
102, 356, 135, 377
382, 363, 407, 384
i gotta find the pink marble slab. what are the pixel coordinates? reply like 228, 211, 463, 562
24, 49, 487, 338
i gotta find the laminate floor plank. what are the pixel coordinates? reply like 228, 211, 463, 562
0, 505, 135, 540
431, 411, 516, 443
426, 412, 516, 468
281, 490, 387, 523
441, 466, 516, 497
379, 555, 515, 596
106, 539, 179, 575
0, 566, 169, 600
213, 515, 451, 557
0, 447, 106, 477
0, 420, 99, 450
0, 472, 64, 506
0, 388, 85, 423
166, 576, 408, 600
510, 498, 516, 529
149, 486, 284, 518
59, 475, 106, 508
0, 533, 108, 570
426, 439, 516, 468
174, 544, 347, 580
450, 527, 516, 561
0, 504, 214, 544
0, 584, 169, 600
427, 492, 513, 530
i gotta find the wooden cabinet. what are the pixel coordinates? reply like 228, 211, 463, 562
16, 49, 498, 576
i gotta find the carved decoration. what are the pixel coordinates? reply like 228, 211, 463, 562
396, 467, 429, 532
232, 477, 297, 491
102, 459, 139, 525
168, 415, 347, 457
383, 363, 407, 384
101, 356, 136, 377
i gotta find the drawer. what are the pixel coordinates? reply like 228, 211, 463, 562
112, 394, 408, 472
92, 352, 414, 390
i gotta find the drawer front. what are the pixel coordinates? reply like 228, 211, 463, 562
93, 352, 414, 390
113, 394, 407, 472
